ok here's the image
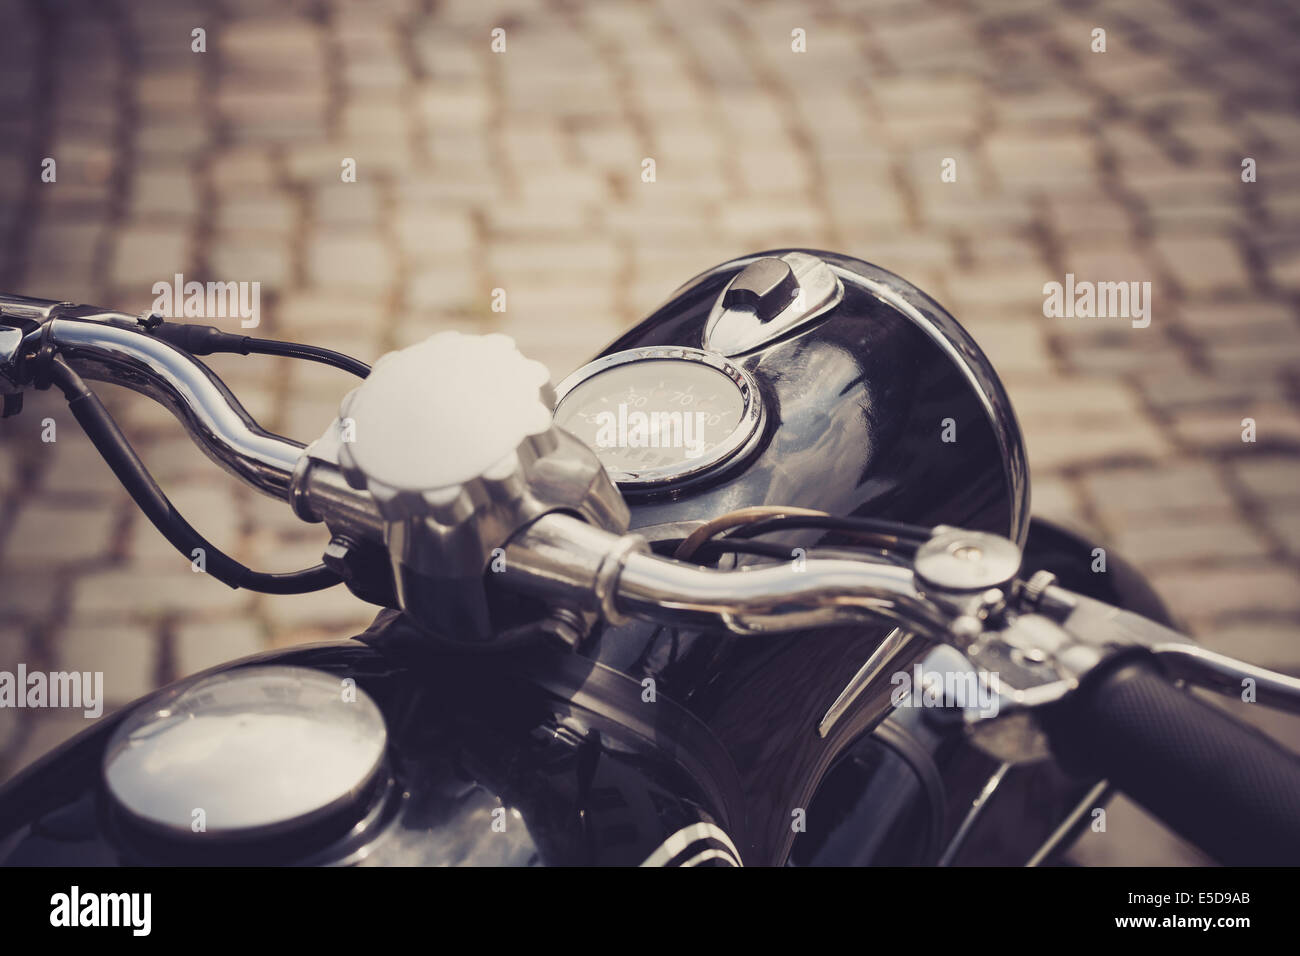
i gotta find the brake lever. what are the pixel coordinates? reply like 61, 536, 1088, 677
1031, 582, 1300, 715
907, 528, 1300, 763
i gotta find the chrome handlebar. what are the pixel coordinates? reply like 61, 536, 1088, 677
501, 511, 954, 636
503, 514, 1300, 742
1, 303, 302, 499
51, 315, 303, 498
6, 302, 1300, 742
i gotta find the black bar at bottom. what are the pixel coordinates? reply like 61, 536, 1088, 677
0, 865, 1280, 941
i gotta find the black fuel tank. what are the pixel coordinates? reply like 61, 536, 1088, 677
561, 250, 1030, 863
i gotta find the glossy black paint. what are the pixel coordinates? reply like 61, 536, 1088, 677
580, 250, 1030, 863
0, 618, 741, 866
790, 515, 1175, 867
0, 251, 1147, 867
603, 250, 1027, 533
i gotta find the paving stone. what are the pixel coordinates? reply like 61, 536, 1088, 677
1198, 621, 1300, 673
1056, 242, 1163, 285
395, 208, 478, 258
274, 291, 388, 333
209, 146, 279, 189
57, 621, 159, 705
71, 567, 255, 621
1263, 507, 1300, 561
488, 239, 619, 279
217, 86, 329, 141
208, 235, 293, 288
994, 86, 1097, 130
1230, 457, 1300, 506
1028, 473, 1084, 524
0, 627, 24, 752
108, 225, 193, 287
1122, 161, 1242, 197
1177, 300, 1297, 341
1137, 370, 1282, 413
960, 318, 1056, 375
261, 586, 377, 642
417, 86, 491, 129
0, 624, 30, 666
405, 264, 482, 311
1206, 338, 1300, 375
134, 118, 212, 159
279, 395, 351, 446
1044, 194, 1138, 241
5, 503, 119, 569
1151, 235, 1253, 296
850, 234, 957, 275
215, 192, 298, 236
0, 575, 57, 632
129, 434, 228, 484
311, 181, 383, 227
1148, 566, 1300, 621
1110, 518, 1269, 568
135, 69, 204, 113
174, 617, 267, 677
985, 132, 1100, 190
826, 183, 910, 231
1171, 406, 1300, 454
305, 231, 396, 292
217, 18, 327, 74
1021, 416, 1174, 472
1267, 245, 1300, 291
28, 434, 129, 502
27, 220, 107, 270
915, 192, 1036, 233
1081, 463, 1237, 521
126, 483, 243, 567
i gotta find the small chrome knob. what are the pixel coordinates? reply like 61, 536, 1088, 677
914, 529, 1022, 593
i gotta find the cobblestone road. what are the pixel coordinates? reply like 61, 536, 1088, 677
2, 0, 1299, 865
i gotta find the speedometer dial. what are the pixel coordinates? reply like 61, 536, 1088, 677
554, 347, 763, 488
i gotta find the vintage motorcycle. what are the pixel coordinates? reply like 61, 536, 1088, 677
1, 250, 1298, 867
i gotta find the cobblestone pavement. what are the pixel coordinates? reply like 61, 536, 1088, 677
2, 0, 1299, 865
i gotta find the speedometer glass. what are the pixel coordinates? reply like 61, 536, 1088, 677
554, 347, 763, 488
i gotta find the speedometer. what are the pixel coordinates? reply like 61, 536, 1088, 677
554, 346, 764, 488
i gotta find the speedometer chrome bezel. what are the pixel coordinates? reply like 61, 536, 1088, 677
554, 346, 764, 488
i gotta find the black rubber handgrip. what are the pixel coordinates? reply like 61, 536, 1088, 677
1041, 654, 1300, 865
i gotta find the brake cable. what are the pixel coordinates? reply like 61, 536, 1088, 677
673, 506, 934, 563
44, 353, 341, 594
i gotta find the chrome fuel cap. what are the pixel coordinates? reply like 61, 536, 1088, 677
309, 330, 629, 641
103, 666, 387, 842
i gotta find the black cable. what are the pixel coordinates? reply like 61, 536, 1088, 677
651, 537, 787, 559
242, 337, 370, 379
728, 514, 932, 552
654, 537, 910, 568
148, 321, 370, 378
46, 355, 342, 595
682, 539, 800, 563
654, 512, 927, 568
